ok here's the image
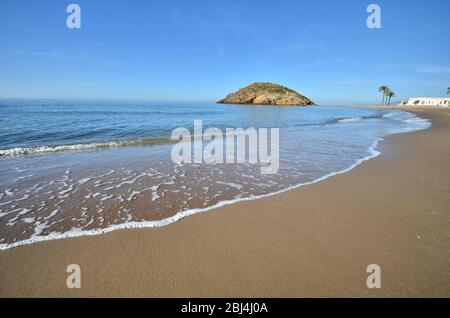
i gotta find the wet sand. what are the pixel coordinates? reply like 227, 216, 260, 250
0, 107, 449, 297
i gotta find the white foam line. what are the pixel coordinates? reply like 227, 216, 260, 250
0, 111, 432, 251
0, 142, 125, 157
216, 181, 244, 190
338, 116, 362, 123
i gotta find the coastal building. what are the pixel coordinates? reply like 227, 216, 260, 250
400, 97, 449, 107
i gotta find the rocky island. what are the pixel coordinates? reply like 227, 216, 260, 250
217, 82, 315, 106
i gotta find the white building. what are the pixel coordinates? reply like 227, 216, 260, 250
400, 97, 449, 107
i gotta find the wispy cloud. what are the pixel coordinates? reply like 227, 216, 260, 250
415, 65, 450, 75
305, 57, 348, 68
215, 45, 225, 59
5, 48, 121, 66
382, 63, 450, 75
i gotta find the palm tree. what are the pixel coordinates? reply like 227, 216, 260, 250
387, 90, 395, 106
379, 85, 388, 105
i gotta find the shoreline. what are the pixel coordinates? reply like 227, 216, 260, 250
0, 138, 383, 251
0, 107, 423, 249
353, 105, 450, 111
0, 108, 449, 297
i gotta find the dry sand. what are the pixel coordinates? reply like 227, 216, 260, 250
0, 107, 449, 297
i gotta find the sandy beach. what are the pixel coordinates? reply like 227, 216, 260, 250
0, 107, 449, 297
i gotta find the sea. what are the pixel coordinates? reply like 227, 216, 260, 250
0, 99, 431, 249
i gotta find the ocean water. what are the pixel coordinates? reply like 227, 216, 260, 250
0, 99, 431, 249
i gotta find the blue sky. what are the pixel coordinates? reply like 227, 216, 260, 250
0, 0, 449, 105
